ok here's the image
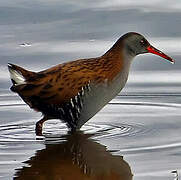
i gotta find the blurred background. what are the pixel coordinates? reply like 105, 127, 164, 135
0, 1, 181, 180
0, 0, 181, 93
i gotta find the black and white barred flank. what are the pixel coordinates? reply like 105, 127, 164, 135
58, 83, 91, 129
36, 83, 91, 130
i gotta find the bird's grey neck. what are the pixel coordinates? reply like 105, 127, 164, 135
125, 44, 137, 57
118, 47, 134, 85
123, 46, 135, 66
112, 48, 133, 91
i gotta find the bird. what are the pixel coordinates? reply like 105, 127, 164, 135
8, 32, 174, 135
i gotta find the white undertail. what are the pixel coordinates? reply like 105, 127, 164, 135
8, 64, 26, 85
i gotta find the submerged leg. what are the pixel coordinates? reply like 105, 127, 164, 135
35, 116, 49, 136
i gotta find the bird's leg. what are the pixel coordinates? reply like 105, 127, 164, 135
35, 116, 48, 136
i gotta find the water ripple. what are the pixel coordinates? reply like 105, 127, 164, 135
0, 94, 181, 143
119, 142, 181, 153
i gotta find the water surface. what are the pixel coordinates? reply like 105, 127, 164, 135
0, 1, 181, 180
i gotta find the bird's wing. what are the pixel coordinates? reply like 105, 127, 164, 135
11, 54, 123, 111
12, 58, 107, 107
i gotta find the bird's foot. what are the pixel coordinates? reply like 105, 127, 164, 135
35, 122, 43, 136
35, 116, 48, 136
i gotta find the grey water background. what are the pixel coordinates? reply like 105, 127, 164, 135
0, 0, 181, 180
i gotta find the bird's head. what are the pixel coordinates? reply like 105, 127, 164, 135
123, 32, 174, 64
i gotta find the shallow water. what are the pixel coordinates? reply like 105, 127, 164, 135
0, 85, 181, 180
1, 0, 181, 180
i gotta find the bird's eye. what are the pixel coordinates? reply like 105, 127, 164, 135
140, 39, 147, 46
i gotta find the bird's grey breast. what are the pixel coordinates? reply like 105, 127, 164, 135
77, 62, 132, 128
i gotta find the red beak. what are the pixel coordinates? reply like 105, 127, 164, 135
147, 45, 175, 64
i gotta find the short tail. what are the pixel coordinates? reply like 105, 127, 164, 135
8, 63, 35, 86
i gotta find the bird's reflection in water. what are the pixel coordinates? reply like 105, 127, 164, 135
14, 132, 132, 180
